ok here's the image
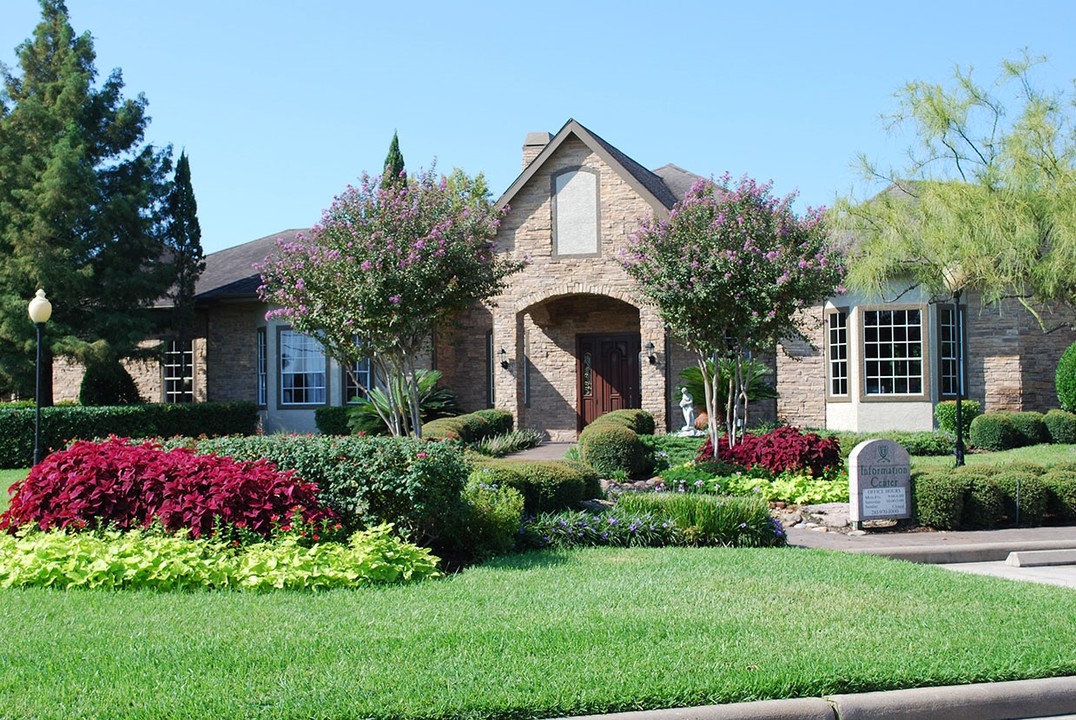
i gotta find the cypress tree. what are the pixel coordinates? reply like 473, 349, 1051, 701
380, 131, 406, 189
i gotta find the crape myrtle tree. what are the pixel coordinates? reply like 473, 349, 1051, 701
258, 167, 524, 438
0, 0, 176, 401
835, 53, 1076, 329
622, 174, 845, 449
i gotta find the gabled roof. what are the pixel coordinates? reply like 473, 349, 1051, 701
195, 228, 307, 302
496, 119, 699, 214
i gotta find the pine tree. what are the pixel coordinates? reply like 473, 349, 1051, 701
164, 151, 205, 352
380, 131, 406, 189
0, 0, 175, 400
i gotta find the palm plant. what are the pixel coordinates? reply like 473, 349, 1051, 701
347, 369, 462, 436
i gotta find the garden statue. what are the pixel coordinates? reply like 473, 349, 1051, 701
679, 388, 695, 431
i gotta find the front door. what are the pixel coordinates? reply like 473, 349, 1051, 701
577, 334, 641, 431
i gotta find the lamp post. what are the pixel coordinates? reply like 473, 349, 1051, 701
28, 289, 52, 466
942, 266, 966, 467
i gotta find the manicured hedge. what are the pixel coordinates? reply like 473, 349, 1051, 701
912, 472, 965, 530
469, 457, 601, 514
422, 409, 513, 443
579, 423, 647, 478
0, 402, 258, 468
933, 400, 982, 441
1044, 409, 1076, 444
828, 430, 953, 459
314, 406, 350, 435
968, 413, 1021, 451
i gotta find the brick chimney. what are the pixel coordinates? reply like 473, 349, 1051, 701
522, 131, 552, 170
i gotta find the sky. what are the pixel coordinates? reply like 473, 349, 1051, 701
3, 1, 1075, 255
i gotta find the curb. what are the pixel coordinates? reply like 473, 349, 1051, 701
860, 539, 1076, 564
555, 676, 1076, 720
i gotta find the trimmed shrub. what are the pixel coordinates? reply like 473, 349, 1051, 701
0, 437, 330, 538
1057, 342, 1076, 412
934, 400, 982, 441
188, 434, 470, 546
314, 406, 351, 435
452, 474, 525, 561
0, 402, 258, 468
993, 472, 1048, 527
588, 409, 655, 436
79, 360, 143, 406
699, 426, 840, 478
969, 413, 1021, 451
469, 458, 601, 514
1042, 470, 1076, 522
1044, 409, 1076, 444
616, 492, 785, 547
421, 411, 508, 444
472, 409, 514, 436
1009, 411, 1050, 446
829, 430, 952, 460
579, 423, 646, 478
913, 472, 965, 530
961, 473, 1005, 530
996, 461, 1046, 476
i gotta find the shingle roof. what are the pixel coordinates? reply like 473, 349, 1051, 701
195, 229, 307, 302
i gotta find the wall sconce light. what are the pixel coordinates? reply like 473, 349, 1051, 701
499, 347, 509, 368
645, 341, 656, 364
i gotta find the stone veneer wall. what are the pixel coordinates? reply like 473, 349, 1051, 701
776, 307, 827, 428
51, 338, 207, 404
435, 304, 494, 413
484, 136, 671, 438
205, 304, 261, 403
1018, 308, 1076, 411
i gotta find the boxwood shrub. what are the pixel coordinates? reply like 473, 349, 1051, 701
314, 406, 350, 435
472, 409, 514, 436
993, 471, 1049, 527
960, 473, 1005, 530
1044, 409, 1076, 444
0, 402, 258, 468
934, 399, 982, 441
969, 412, 1021, 451
1009, 411, 1050, 446
468, 457, 601, 514
1042, 470, 1076, 522
912, 472, 965, 530
422, 410, 510, 443
579, 423, 646, 478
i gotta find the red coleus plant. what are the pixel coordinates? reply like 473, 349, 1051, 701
1, 437, 331, 537
696, 426, 841, 478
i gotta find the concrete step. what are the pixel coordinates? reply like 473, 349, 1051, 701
1006, 548, 1076, 567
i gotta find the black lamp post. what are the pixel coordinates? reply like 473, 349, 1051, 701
943, 266, 966, 467
28, 289, 52, 466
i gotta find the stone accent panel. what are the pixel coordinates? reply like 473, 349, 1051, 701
776, 308, 826, 428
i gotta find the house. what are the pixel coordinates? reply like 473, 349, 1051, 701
63, 119, 1074, 437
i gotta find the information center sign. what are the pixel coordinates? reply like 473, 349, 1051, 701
849, 439, 911, 523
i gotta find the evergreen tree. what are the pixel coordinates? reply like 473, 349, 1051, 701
164, 151, 205, 358
380, 131, 406, 189
0, 0, 175, 401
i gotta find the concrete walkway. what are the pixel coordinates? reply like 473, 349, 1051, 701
503, 441, 576, 461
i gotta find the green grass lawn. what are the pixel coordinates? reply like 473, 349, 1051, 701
0, 468, 25, 515
1, 547, 1074, 720
911, 443, 1076, 470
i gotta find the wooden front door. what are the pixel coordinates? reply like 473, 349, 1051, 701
577, 334, 641, 431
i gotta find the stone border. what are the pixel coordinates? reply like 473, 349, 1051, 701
555, 676, 1076, 720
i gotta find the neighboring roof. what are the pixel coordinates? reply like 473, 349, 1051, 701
195, 228, 307, 302
496, 119, 701, 214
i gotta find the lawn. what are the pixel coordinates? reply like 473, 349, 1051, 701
0, 468, 24, 515
1, 546, 1074, 720
911, 443, 1076, 469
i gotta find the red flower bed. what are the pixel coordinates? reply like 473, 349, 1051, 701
696, 426, 840, 477
1, 437, 330, 537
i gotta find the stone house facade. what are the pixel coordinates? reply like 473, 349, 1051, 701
87, 119, 1074, 437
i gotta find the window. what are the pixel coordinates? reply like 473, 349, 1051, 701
163, 339, 194, 403
827, 310, 849, 397
345, 357, 372, 404
279, 329, 326, 405
938, 304, 966, 398
256, 328, 268, 407
863, 308, 923, 396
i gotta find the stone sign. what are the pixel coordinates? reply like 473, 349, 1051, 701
848, 439, 911, 525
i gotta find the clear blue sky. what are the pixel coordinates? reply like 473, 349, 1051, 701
3, 1, 1075, 254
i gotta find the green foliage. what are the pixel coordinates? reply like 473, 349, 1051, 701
381, 131, 406, 189
452, 475, 525, 561
960, 473, 1006, 530
616, 492, 785, 547
78, 359, 143, 406
1043, 409, 1076, 444
969, 412, 1022, 451
912, 472, 966, 530
838, 54, 1076, 325
163, 150, 205, 341
314, 406, 350, 435
520, 508, 680, 549
1009, 411, 1050, 446
0, 524, 440, 591
347, 369, 462, 436
468, 458, 600, 514
192, 434, 469, 547
421, 408, 504, 443
640, 434, 704, 471
472, 408, 514, 436
933, 400, 982, 440
1042, 470, 1076, 522
827, 430, 953, 460
469, 429, 544, 458
258, 167, 524, 437
993, 472, 1049, 526
578, 422, 646, 478
1057, 343, 1076, 411
678, 358, 777, 417
0, 1, 180, 398
0, 402, 258, 468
